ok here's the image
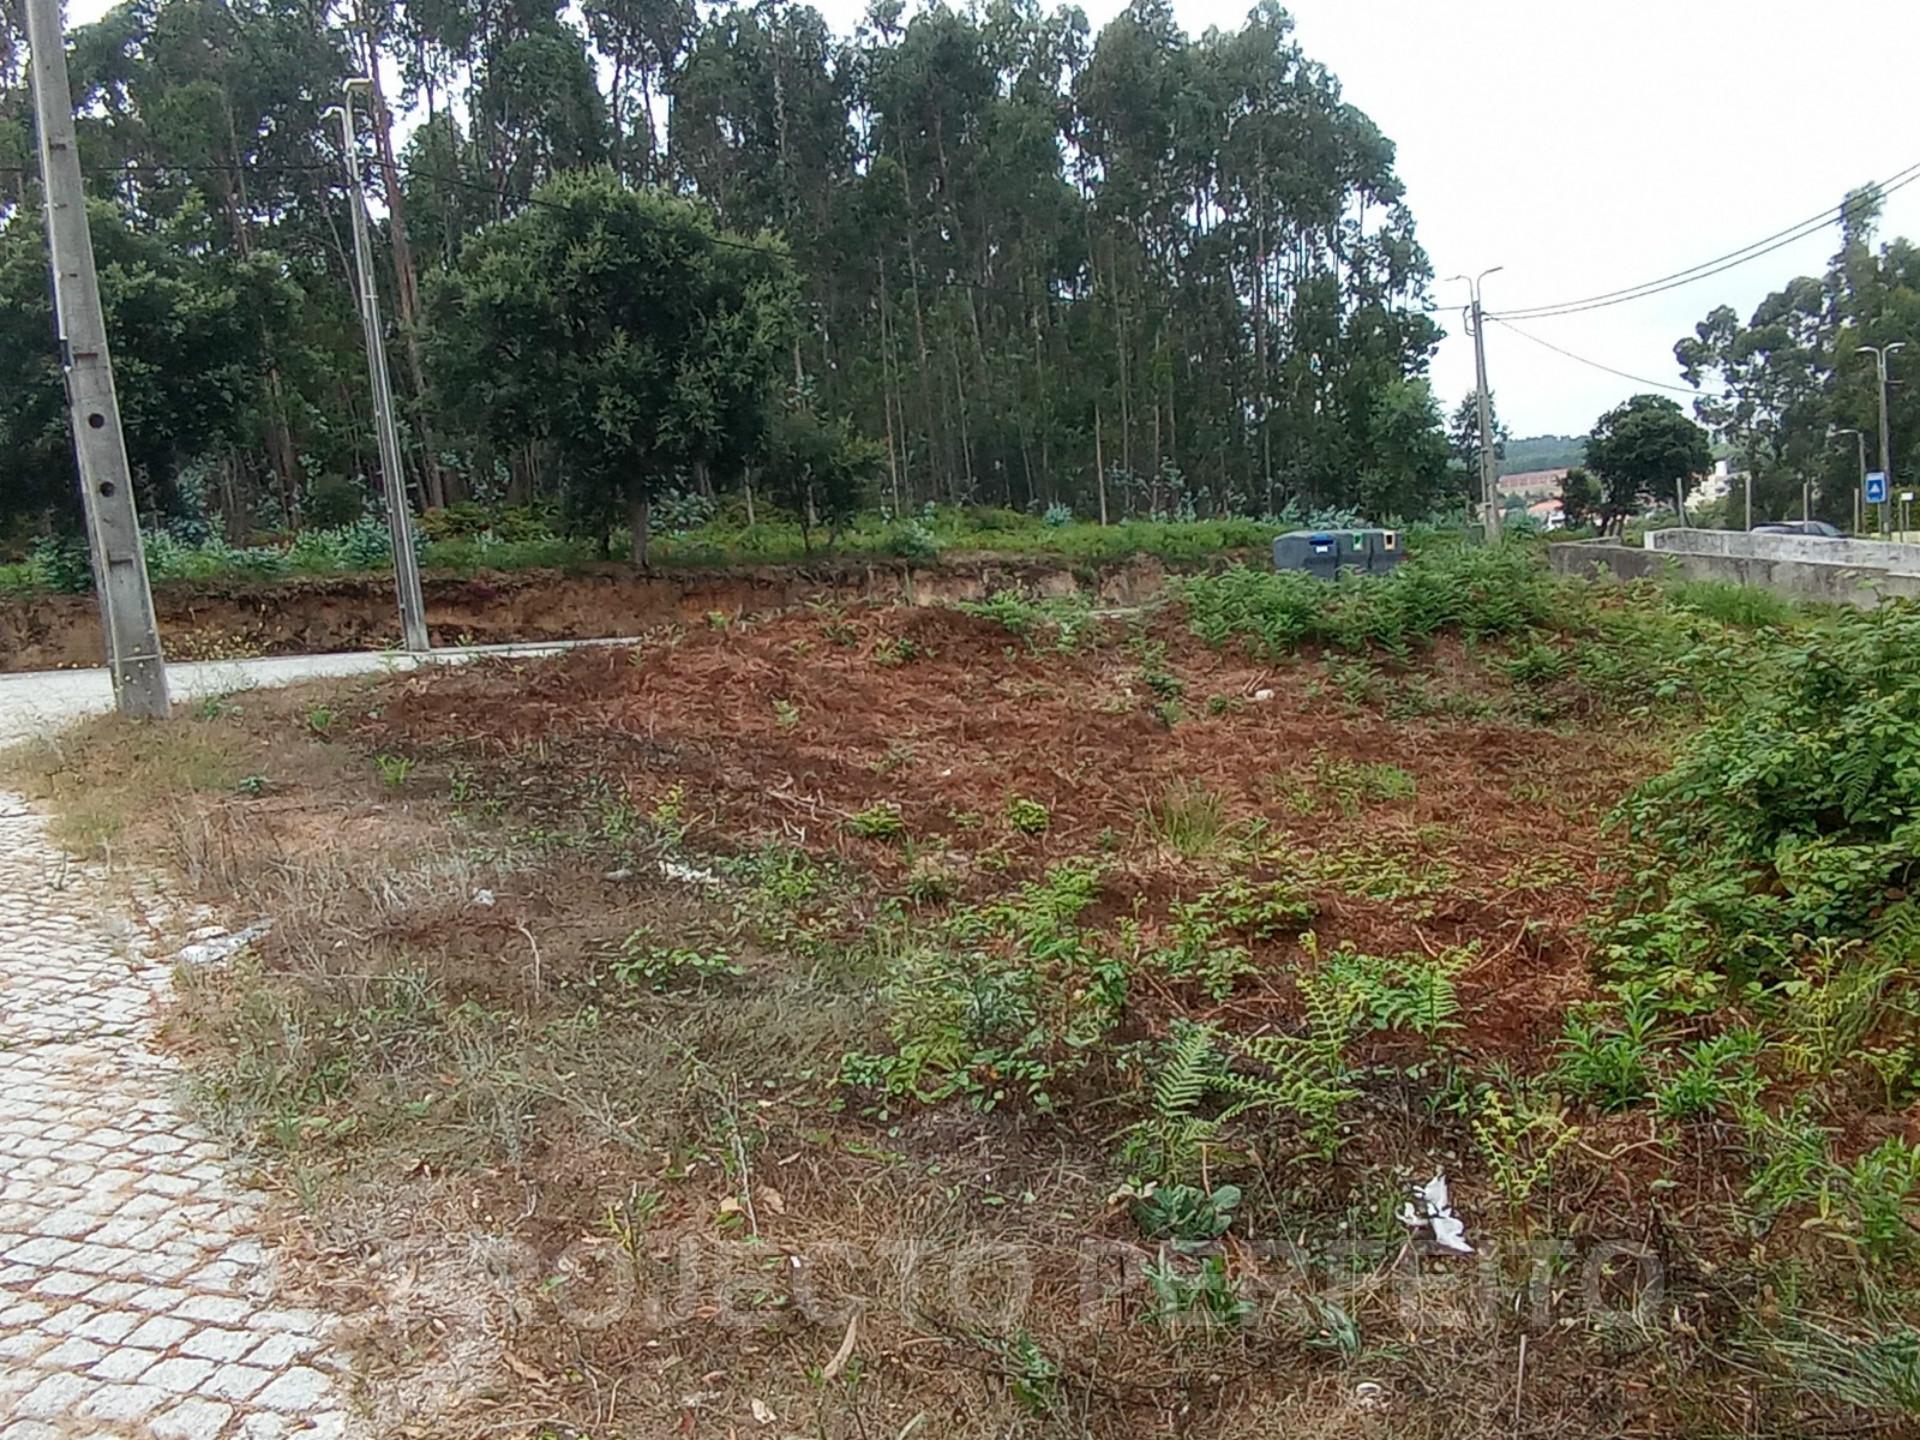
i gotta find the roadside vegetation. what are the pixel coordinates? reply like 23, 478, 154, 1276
0, 502, 1389, 596
15, 547, 1918, 1438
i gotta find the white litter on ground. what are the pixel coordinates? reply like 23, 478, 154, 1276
660, 858, 722, 887
1398, 1171, 1473, 1253
174, 919, 273, 966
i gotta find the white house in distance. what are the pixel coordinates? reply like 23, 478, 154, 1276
1494, 461, 1736, 530
1499, 469, 1568, 529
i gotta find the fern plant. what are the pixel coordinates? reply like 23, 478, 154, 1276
1316, 939, 1469, 1038
1556, 981, 1664, 1111
1769, 937, 1906, 1079
1471, 1084, 1580, 1211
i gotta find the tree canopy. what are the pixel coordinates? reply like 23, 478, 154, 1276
426, 169, 797, 563
0, 0, 1463, 545
1676, 186, 1919, 528
1584, 394, 1712, 533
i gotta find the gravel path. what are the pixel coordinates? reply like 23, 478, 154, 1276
0, 652, 389, 1437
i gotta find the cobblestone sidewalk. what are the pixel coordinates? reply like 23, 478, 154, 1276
0, 796, 360, 1440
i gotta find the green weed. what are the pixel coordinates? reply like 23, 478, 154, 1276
373, 753, 415, 789
1143, 1252, 1253, 1333
1005, 795, 1050, 835
1144, 780, 1227, 858
846, 802, 906, 840
610, 935, 744, 992
1128, 1182, 1242, 1250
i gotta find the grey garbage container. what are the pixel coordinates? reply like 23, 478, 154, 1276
1273, 530, 1347, 580
1359, 528, 1404, 573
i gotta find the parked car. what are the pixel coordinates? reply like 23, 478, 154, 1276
1751, 520, 1846, 538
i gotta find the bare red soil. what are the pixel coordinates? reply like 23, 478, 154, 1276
359, 602, 1656, 1067
0, 554, 1174, 671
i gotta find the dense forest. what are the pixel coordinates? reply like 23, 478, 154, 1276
0, 0, 1463, 546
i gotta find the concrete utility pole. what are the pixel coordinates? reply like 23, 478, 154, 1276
1451, 268, 1504, 542
25, 0, 170, 719
331, 81, 429, 654
1861, 342, 1907, 539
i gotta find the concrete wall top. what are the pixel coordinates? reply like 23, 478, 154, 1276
1643, 527, 1920, 575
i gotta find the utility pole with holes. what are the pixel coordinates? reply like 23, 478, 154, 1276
25, 0, 170, 718
1450, 268, 1505, 542
331, 81, 429, 653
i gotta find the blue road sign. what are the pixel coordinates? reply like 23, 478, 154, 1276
1868, 471, 1889, 504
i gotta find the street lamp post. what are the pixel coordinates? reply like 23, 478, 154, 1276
1859, 342, 1907, 538
1447, 267, 1504, 542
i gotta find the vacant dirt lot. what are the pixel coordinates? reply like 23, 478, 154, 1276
13, 584, 1857, 1440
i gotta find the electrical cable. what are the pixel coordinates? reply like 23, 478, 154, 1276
1489, 162, 1920, 321
1487, 315, 1730, 399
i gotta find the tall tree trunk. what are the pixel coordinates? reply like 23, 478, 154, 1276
1095, 402, 1109, 526
895, 142, 943, 497
628, 488, 651, 568
214, 132, 302, 523
357, 7, 447, 509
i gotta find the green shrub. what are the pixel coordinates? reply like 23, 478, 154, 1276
1668, 578, 1797, 629
1612, 601, 1920, 977
1177, 543, 1564, 661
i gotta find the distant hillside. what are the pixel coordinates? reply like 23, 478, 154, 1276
1501, 435, 1587, 476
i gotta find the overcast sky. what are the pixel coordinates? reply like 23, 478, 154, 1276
899, 0, 1920, 440
1216, 0, 1920, 438
63, 0, 1920, 438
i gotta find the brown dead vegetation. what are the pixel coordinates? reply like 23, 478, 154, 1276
3, 601, 1829, 1440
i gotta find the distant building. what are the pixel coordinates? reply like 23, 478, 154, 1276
1697, 458, 1736, 504
1498, 468, 1570, 500
1526, 498, 1565, 529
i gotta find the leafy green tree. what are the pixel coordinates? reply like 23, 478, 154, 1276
426, 168, 797, 565
759, 399, 884, 552
1559, 467, 1601, 530
1357, 379, 1453, 517
1448, 390, 1508, 483
0, 201, 297, 532
2, 0, 1463, 541
1584, 395, 1712, 534
1676, 185, 1920, 527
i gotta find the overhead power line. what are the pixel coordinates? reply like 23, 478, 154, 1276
1489, 161, 1920, 321
1487, 316, 1731, 400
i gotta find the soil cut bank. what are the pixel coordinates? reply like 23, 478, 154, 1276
0, 552, 1193, 673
